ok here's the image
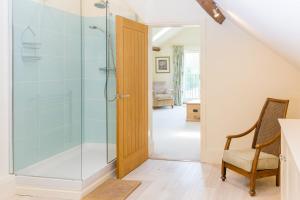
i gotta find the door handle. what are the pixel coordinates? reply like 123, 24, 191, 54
117, 94, 130, 99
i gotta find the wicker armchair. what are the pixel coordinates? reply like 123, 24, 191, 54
221, 98, 289, 196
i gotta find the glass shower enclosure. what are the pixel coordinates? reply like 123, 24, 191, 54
12, 0, 116, 181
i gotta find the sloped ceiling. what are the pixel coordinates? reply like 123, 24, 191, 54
215, 0, 300, 67
125, 0, 206, 25
152, 27, 184, 46
125, 0, 300, 66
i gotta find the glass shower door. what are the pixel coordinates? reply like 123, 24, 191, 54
107, 11, 117, 163
81, 0, 109, 178
82, 0, 117, 171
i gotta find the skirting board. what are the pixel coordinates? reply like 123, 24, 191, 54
0, 175, 16, 200
16, 168, 115, 200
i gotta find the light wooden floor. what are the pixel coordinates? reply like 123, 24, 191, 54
15, 159, 280, 200
124, 159, 280, 200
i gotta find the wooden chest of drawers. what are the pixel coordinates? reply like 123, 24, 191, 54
186, 101, 200, 122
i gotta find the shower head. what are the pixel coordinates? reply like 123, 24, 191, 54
89, 25, 106, 34
94, 0, 107, 9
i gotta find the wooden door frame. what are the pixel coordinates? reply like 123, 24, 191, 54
146, 22, 206, 162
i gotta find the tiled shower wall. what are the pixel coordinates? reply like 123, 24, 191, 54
83, 17, 107, 143
12, 0, 113, 171
13, 0, 82, 171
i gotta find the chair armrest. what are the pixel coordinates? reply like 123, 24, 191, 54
224, 122, 257, 150
255, 133, 281, 149
226, 122, 257, 139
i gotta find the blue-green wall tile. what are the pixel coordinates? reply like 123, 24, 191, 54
39, 56, 64, 81
84, 119, 106, 143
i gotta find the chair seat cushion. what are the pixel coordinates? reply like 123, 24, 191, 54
154, 94, 173, 100
223, 149, 279, 172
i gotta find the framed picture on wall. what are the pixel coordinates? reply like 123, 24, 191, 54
155, 57, 170, 73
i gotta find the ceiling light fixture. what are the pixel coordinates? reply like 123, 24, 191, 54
212, 8, 220, 18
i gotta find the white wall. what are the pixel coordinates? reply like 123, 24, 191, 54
33, 0, 136, 18
83, 0, 137, 18
215, 0, 300, 67
201, 18, 300, 163
0, 0, 16, 199
152, 27, 201, 88
126, 0, 300, 163
127, 0, 300, 67
153, 49, 173, 88
134, 1, 300, 164
126, 0, 205, 26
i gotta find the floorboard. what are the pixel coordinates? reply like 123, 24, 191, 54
124, 159, 280, 200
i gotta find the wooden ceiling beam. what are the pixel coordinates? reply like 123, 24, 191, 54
196, 0, 225, 24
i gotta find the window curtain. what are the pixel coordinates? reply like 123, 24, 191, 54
173, 45, 184, 106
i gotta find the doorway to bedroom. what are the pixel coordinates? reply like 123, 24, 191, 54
151, 26, 201, 161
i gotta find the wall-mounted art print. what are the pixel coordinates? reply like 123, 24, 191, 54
155, 57, 170, 73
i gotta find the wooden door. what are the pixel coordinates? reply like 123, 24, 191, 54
116, 16, 148, 178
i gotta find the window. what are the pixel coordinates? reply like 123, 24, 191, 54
183, 51, 200, 102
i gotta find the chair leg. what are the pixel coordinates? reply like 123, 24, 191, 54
276, 168, 280, 187
221, 161, 226, 181
249, 173, 256, 196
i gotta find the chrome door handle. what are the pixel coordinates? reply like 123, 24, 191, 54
117, 94, 130, 99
